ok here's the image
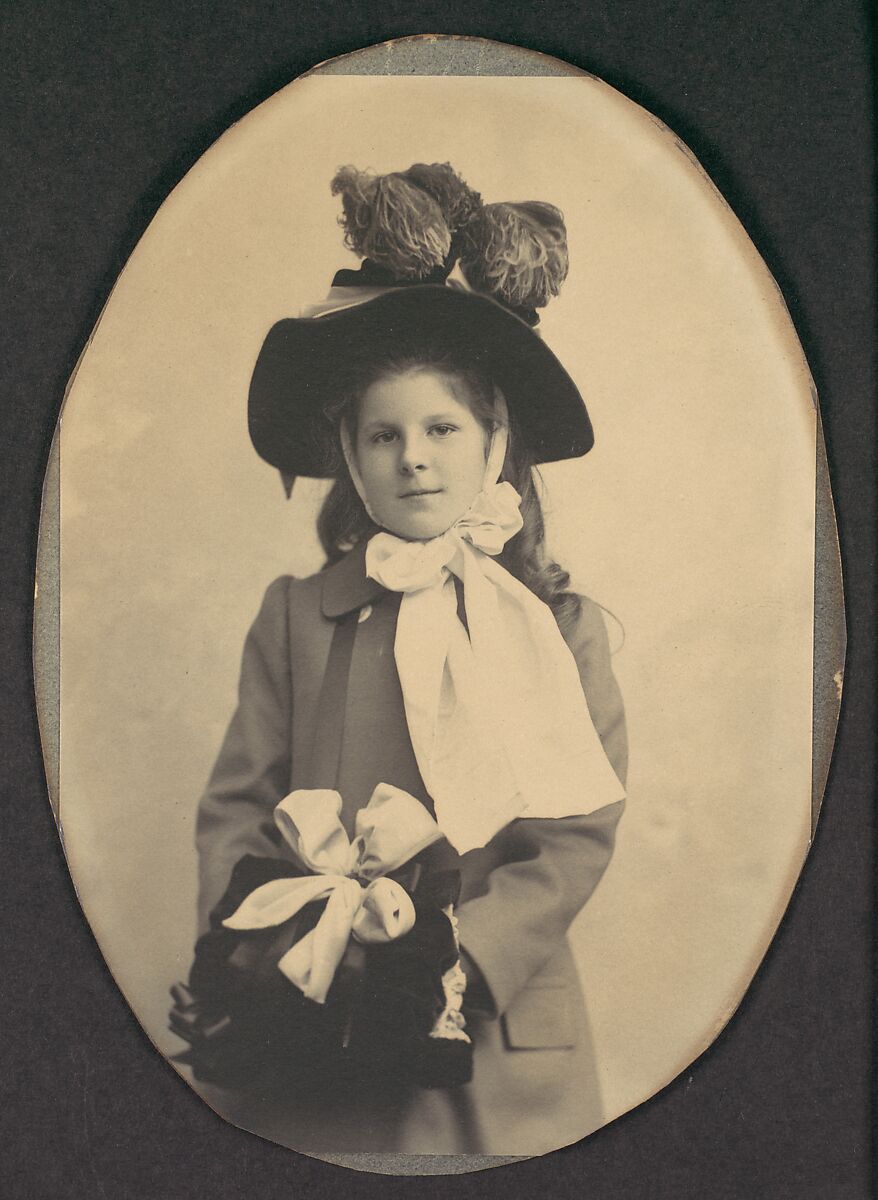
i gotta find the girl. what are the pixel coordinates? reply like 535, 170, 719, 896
184, 177, 628, 1158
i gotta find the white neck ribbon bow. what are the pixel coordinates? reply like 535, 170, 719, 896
346, 395, 626, 854
222, 785, 444, 1004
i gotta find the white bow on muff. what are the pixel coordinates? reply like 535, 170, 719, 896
222, 784, 445, 1004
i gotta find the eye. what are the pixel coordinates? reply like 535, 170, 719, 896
430, 424, 458, 438
370, 430, 397, 445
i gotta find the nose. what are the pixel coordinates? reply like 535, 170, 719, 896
398, 432, 429, 475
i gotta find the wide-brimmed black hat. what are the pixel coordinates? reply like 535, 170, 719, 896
248, 285, 592, 478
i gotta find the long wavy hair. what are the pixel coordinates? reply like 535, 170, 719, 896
312, 353, 582, 635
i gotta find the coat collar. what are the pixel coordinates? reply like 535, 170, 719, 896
331, 258, 452, 288
321, 540, 387, 618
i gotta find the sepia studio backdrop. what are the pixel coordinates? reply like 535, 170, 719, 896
54, 75, 815, 1140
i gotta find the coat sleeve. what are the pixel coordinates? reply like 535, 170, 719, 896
194, 577, 293, 934
455, 595, 628, 1017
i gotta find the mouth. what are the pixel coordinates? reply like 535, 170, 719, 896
398, 488, 444, 499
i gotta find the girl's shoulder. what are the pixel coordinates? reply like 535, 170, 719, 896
255, 571, 322, 615
244, 574, 324, 654
254, 543, 379, 628
560, 591, 622, 679
563, 591, 613, 646
565, 593, 628, 784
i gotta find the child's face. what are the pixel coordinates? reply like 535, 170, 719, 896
354, 368, 490, 541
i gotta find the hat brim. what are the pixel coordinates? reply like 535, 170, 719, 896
248, 286, 593, 478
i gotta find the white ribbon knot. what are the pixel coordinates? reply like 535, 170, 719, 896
366, 481, 524, 593
222, 784, 444, 1004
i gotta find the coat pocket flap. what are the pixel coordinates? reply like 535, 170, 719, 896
502, 983, 577, 1050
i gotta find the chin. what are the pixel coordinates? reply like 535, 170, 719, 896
376, 499, 460, 542
380, 510, 453, 541
393, 519, 449, 541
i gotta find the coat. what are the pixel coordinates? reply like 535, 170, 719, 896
194, 540, 628, 1157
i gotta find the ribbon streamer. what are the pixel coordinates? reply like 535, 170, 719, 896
222, 784, 444, 1004
364, 481, 627, 853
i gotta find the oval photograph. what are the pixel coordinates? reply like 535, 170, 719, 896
35, 37, 843, 1173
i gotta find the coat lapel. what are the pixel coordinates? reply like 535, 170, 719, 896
320, 540, 386, 618
315, 542, 433, 831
